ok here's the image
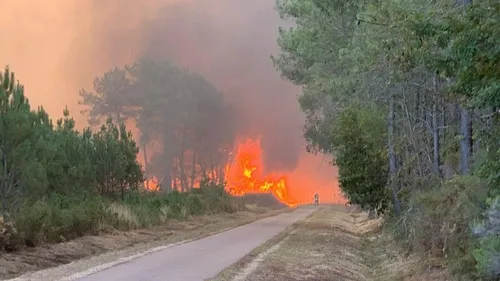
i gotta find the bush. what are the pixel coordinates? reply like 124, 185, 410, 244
0, 65, 244, 253
331, 104, 390, 214
0, 183, 242, 251
12, 195, 110, 246
472, 197, 500, 280
392, 176, 488, 275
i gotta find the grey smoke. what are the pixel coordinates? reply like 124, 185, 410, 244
139, 0, 304, 172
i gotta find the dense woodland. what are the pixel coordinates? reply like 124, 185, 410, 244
273, 0, 500, 279
0, 60, 240, 252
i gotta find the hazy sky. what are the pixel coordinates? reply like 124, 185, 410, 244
0, 0, 343, 203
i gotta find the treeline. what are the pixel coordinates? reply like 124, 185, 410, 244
80, 58, 236, 192
274, 0, 500, 279
0, 67, 142, 208
0, 63, 241, 252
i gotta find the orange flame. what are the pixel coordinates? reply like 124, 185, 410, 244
224, 138, 298, 207
144, 176, 160, 191
140, 137, 347, 207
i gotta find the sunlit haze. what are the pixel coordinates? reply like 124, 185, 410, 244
0, 0, 346, 204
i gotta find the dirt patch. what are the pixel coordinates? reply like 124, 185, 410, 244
0, 205, 291, 280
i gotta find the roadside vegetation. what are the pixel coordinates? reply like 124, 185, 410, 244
273, 1, 500, 280
0, 62, 247, 254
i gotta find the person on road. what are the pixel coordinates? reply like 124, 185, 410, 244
313, 192, 319, 206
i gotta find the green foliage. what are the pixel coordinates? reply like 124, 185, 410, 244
80, 58, 236, 192
0, 65, 242, 252
13, 196, 109, 246
0, 66, 143, 210
473, 235, 500, 281
0, 184, 241, 250
472, 197, 500, 280
92, 118, 143, 199
405, 1, 500, 109
393, 176, 487, 276
274, 0, 500, 279
332, 104, 389, 213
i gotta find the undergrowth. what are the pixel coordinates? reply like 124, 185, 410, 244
0, 182, 244, 252
389, 175, 488, 280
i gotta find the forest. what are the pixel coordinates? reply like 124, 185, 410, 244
273, 0, 500, 279
0, 58, 240, 252
79, 58, 236, 192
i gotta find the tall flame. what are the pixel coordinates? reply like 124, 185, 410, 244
140, 137, 347, 207
224, 138, 298, 207
144, 177, 160, 191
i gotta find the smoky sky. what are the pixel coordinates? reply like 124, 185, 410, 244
141, 0, 304, 172
0, 0, 304, 172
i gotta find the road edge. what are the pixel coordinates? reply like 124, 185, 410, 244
6, 207, 296, 281
208, 206, 319, 281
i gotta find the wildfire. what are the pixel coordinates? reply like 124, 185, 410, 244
224, 138, 298, 207
140, 137, 346, 207
144, 177, 160, 191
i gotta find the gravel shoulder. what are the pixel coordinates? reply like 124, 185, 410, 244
0, 205, 290, 281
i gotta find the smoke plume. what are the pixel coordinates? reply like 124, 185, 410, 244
141, 0, 304, 172
0, 0, 343, 203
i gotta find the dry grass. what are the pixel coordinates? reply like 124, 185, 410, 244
211, 205, 378, 281
368, 233, 456, 281
0, 205, 291, 280
211, 205, 455, 281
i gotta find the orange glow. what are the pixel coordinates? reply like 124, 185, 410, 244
144, 176, 160, 191
224, 138, 298, 207
139, 137, 348, 207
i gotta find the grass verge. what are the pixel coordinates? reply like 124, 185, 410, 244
0, 201, 291, 280
210, 205, 384, 281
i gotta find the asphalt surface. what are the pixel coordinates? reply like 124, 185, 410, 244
75, 206, 315, 281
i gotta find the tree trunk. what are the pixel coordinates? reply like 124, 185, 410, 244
440, 101, 446, 148
388, 94, 401, 216
217, 164, 224, 185
190, 150, 197, 190
457, 0, 472, 176
162, 133, 174, 193
460, 107, 471, 175
432, 76, 440, 174
432, 103, 440, 174
1, 151, 7, 214
179, 128, 188, 192
211, 163, 216, 181
143, 144, 149, 189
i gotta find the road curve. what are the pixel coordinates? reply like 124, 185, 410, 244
73, 206, 315, 281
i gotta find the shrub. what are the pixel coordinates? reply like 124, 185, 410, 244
472, 197, 500, 280
13, 195, 109, 246
331, 104, 390, 214
392, 176, 488, 275
0, 183, 241, 250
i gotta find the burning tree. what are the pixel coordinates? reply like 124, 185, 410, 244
79, 59, 300, 206
80, 58, 236, 192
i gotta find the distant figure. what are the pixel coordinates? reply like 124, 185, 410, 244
313, 193, 319, 206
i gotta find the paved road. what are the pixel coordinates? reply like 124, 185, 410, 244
75, 207, 315, 281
